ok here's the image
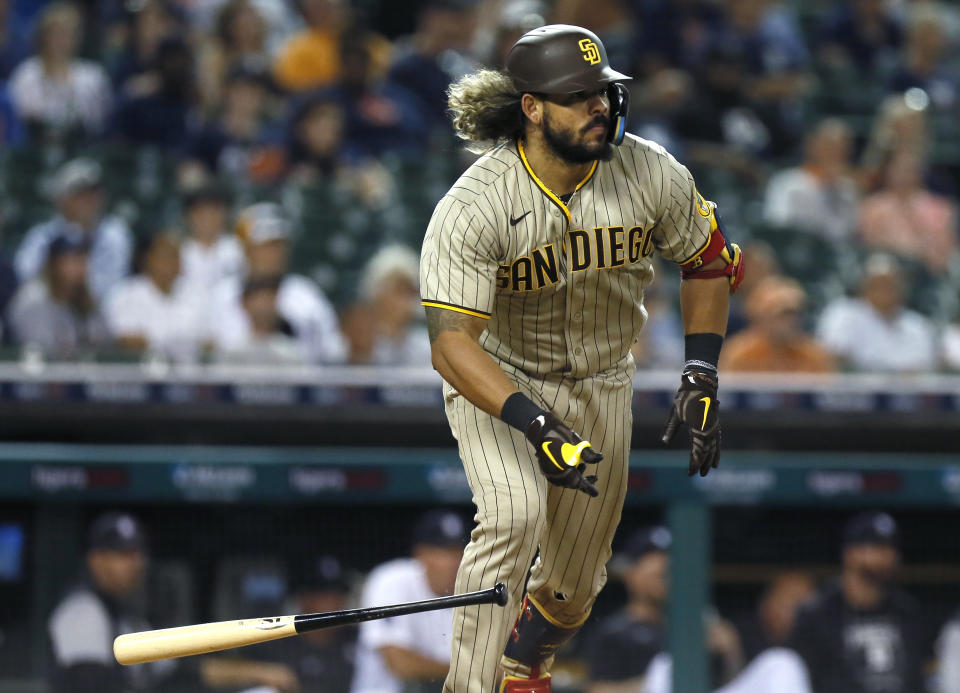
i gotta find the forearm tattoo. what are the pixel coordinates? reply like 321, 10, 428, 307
425, 307, 478, 343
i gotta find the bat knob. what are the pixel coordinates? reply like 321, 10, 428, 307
493, 582, 508, 607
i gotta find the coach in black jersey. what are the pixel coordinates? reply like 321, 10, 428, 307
789, 512, 934, 693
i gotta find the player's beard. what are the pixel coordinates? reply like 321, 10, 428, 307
542, 110, 614, 164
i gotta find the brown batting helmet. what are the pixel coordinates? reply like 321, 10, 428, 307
505, 24, 632, 95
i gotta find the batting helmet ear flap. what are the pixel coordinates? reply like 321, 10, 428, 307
607, 82, 629, 145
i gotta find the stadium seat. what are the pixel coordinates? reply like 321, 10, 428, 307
750, 225, 852, 310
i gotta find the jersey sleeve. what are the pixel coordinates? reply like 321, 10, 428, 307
48, 592, 113, 665
650, 153, 716, 267
420, 195, 499, 319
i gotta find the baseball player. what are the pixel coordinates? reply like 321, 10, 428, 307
420, 25, 743, 693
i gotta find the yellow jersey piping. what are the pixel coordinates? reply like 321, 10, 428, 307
517, 140, 598, 224
421, 300, 491, 320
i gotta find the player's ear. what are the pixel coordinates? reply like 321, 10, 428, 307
521, 93, 543, 127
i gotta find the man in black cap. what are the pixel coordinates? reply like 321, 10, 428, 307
47, 512, 175, 693
351, 510, 469, 693
15, 157, 133, 303
7, 232, 109, 358
788, 511, 933, 693
243, 556, 358, 693
178, 180, 243, 292
586, 526, 673, 691
586, 526, 743, 693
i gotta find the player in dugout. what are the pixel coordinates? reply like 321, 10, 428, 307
420, 24, 743, 693
47, 512, 181, 693
48, 512, 324, 693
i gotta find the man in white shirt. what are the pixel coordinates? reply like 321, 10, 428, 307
209, 202, 347, 364
16, 158, 133, 304
762, 119, 860, 244
938, 610, 960, 693
644, 649, 813, 693
178, 181, 245, 292
340, 244, 432, 366
816, 254, 938, 372
8, 3, 111, 135
104, 233, 208, 363
48, 512, 176, 693
351, 510, 468, 693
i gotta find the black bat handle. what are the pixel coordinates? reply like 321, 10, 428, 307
294, 582, 508, 634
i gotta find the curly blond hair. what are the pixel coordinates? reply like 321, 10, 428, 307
447, 69, 524, 154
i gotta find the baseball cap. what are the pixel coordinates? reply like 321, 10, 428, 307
862, 253, 901, 282
242, 273, 283, 297
49, 158, 103, 200
87, 512, 147, 552
293, 555, 350, 594
181, 180, 232, 209
48, 232, 90, 259
623, 526, 671, 561
842, 511, 899, 548
413, 510, 470, 548
235, 203, 291, 245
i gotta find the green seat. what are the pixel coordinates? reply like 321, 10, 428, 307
751, 225, 852, 312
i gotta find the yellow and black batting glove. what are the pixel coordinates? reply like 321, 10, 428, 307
662, 371, 721, 477
526, 412, 604, 496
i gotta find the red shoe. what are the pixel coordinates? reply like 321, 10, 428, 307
499, 674, 551, 692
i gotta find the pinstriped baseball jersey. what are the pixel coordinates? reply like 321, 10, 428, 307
421, 133, 721, 692
420, 133, 717, 377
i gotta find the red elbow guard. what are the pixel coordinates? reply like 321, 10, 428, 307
680, 225, 745, 293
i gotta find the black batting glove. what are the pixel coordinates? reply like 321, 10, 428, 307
662, 371, 721, 477
526, 412, 604, 497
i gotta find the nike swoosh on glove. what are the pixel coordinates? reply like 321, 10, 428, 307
662, 371, 721, 477
526, 412, 604, 496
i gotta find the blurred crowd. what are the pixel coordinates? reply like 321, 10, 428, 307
51, 509, 960, 693
0, 0, 958, 372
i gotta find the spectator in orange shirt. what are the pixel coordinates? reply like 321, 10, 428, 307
272, 0, 390, 93
722, 277, 835, 373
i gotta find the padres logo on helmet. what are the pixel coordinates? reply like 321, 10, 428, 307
505, 24, 630, 94
578, 38, 601, 65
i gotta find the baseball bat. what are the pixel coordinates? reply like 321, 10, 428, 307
114, 582, 508, 665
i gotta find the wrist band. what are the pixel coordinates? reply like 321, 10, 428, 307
500, 392, 545, 433
684, 333, 723, 374
684, 359, 717, 374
